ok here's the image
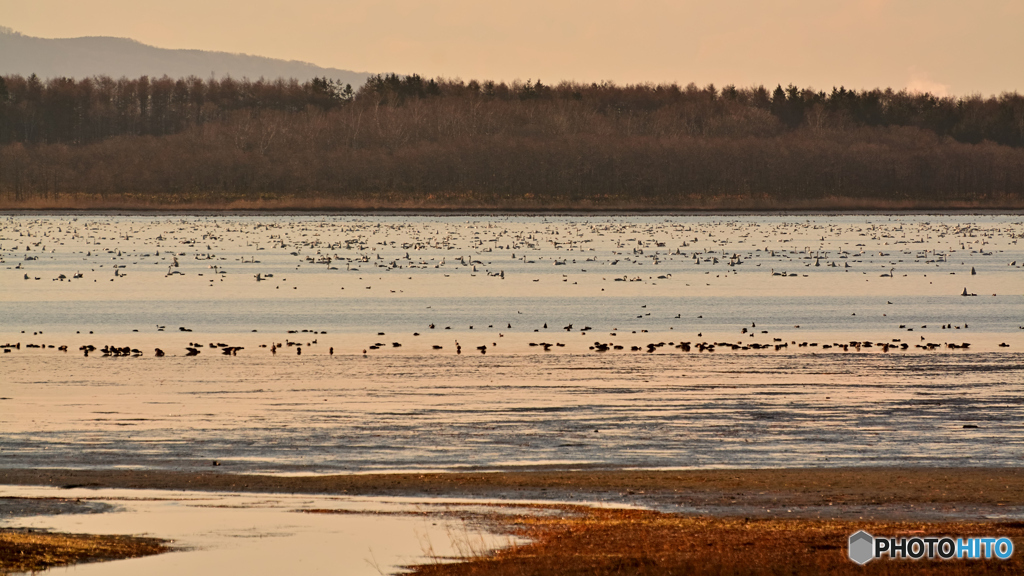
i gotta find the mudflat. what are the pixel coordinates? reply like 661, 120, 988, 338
8, 467, 1021, 575
2, 467, 1022, 514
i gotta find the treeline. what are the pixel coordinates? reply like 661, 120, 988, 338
3, 73, 1023, 147
0, 74, 355, 144
1, 73, 1023, 209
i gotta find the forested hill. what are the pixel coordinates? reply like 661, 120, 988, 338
1, 73, 1022, 210
0, 27, 369, 87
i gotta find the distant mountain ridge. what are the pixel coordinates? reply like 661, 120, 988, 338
0, 27, 371, 86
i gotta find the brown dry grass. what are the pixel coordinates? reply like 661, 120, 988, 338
410, 507, 1024, 575
0, 529, 168, 574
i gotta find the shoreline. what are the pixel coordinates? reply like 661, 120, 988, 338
3, 467, 1022, 516
3, 206, 1024, 215
4, 468, 1023, 574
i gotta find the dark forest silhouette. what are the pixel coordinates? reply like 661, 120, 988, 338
1, 73, 1022, 209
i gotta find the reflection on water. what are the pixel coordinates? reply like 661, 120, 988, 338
0, 486, 522, 576
3, 352, 1022, 472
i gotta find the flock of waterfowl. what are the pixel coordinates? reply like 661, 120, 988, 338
0, 322, 1009, 357
4, 215, 1019, 281
2, 215, 1021, 356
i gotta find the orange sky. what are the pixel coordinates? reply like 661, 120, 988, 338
2, 0, 1021, 95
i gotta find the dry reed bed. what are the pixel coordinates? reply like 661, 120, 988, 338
410, 507, 1024, 576
0, 529, 168, 574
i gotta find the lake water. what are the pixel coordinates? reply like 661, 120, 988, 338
1, 213, 1022, 473
0, 485, 528, 576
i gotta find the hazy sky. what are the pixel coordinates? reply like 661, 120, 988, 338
2, 0, 1021, 95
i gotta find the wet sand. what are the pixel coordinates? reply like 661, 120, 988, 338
3, 467, 1022, 521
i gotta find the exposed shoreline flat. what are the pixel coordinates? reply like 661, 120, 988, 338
4, 468, 1023, 574
3, 467, 1022, 520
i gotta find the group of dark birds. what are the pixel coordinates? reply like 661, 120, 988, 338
2, 315, 1014, 358
0, 336, 1008, 356
78, 344, 142, 357
67, 342, 243, 356
183, 342, 244, 355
